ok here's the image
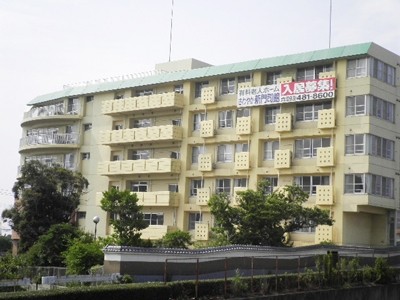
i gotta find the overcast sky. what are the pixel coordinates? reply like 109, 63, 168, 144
0, 0, 399, 213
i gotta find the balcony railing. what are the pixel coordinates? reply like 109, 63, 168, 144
140, 225, 176, 240
135, 191, 179, 207
20, 133, 80, 149
22, 103, 81, 124
100, 125, 183, 145
101, 92, 184, 115
98, 158, 181, 175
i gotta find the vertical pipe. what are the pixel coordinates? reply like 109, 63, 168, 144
164, 259, 168, 285
195, 258, 199, 299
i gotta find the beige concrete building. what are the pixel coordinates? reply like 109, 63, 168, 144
19, 42, 400, 247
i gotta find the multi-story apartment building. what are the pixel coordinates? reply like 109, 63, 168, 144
19, 42, 400, 247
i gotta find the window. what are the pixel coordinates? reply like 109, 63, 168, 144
263, 176, 278, 194
371, 58, 396, 85
81, 152, 90, 160
345, 173, 394, 198
115, 92, 124, 99
174, 84, 183, 94
195, 81, 209, 98
238, 74, 251, 83
216, 178, 231, 194
234, 178, 247, 187
193, 113, 206, 130
191, 146, 204, 163
188, 212, 202, 230
346, 95, 395, 122
295, 138, 331, 158
168, 184, 179, 193
265, 106, 280, 124
347, 58, 368, 78
131, 181, 148, 192
221, 77, 235, 95
296, 101, 332, 121
236, 108, 250, 118
77, 211, 86, 219
170, 151, 180, 159
372, 96, 395, 122
112, 154, 121, 161
131, 150, 151, 160
370, 135, 394, 160
235, 143, 249, 153
346, 95, 367, 116
217, 144, 234, 162
297, 64, 333, 81
144, 213, 164, 225
218, 110, 234, 128
172, 119, 181, 126
132, 118, 152, 128
264, 141, 279, 160
67, 98, 79, 114
346, 134, 394, 160
266, 71, 281, 85
345, 174, 366, 194
86, 95, 94, 102
345, 134, 365, 155
294, 176, 330, 195
83, 123, 92, 131
190, 179, 203, 196
135, 89, 153, 96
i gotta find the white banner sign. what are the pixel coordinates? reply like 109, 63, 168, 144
237, 78, 336, 107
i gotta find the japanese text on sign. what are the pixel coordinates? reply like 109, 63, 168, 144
237, 78, 336, 107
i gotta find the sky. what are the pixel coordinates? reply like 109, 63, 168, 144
0, 0, 399, 215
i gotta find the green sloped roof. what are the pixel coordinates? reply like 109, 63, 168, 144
28, 42, 373, 105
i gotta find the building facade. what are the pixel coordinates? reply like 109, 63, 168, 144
19, 42, 400, 247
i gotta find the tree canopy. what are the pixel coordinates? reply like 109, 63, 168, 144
3, 160, 88, 252
100, 188, 148, 246
25, 223, 81, 267
209, 182, 334, 247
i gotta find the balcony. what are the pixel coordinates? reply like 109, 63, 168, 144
236, 117, 251, 135
136, 191, 179, 207
316, 147, 335, 167
196, 188, 210, 206
275, 113, 292, 132
343, 194, 397, 212
198, 154, 213, 171
141, 225, 176, 240
235, 152, 250, 170
195, 223, 209, 240
274, 149, 292, 169
19, 133, 80, 152
98, 158, 181, 175
22, 103, 81, 126
318, 109, 335, 129
315, 225, 333, 244
315, 185, 334, 205
200, 120, 215, 137
201, 86, 216, 104
101, 92, 184, 115
100, 125, 183, 145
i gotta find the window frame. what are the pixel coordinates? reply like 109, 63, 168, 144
264, 141, 279, 160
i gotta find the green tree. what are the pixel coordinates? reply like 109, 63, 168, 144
157, 230, 192, 249
100, 188, 148, 246
209, 182, 333, 246
3, 161, 88, 252
63, 234, 103, 275
0, 235, 12, 253
0, 254, 28, 280
25, 223, 81, 267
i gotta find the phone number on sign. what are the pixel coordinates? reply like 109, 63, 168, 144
280, 91, 335, 103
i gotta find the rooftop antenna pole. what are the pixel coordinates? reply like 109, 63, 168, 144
329, 0, 332, 48
168, 0, 174, 62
